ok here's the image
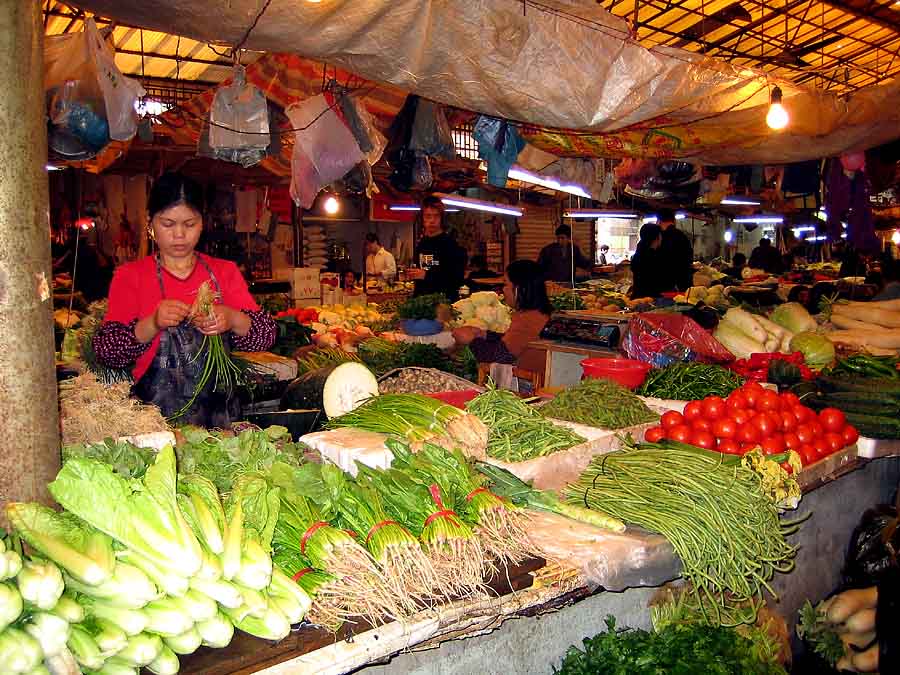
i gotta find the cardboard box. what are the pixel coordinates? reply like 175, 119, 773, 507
291, 267, 321, 300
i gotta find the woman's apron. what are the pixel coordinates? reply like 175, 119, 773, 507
133, 257, 240, 428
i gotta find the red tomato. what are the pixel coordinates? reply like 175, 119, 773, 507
798, 444, 817, 466
712, 417, 738, 440
669, 424, 693, 443
683, 401, 704, 422
692, 418, 713, 433
813, 437, 831, 460
824, 432, 845, 453
761, 435, 786, 455
793, 405, 814, 424
780, 392, 801, 408
742, 383, 765, 408
757, 391, 782, 412
795, 425, 815, 445
690, 430, 717, 450
842, 425, 860, 446
751, 413, 778, 439
738, 425, 759, 444
819, 408, 847, 433
726, 391, 748, 411
701, 396, 726, 420
661, 411, 685, 431
808, 420, 825, 437
729, 408, 752, 425
718, 439, 741, 455
779, 410, 798, 432
644, 426, 665, 443
783, 432, 801, 451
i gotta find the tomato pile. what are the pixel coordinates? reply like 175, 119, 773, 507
644, 382, 859, 466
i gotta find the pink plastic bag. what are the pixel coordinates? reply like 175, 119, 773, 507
623, 312, 734, 368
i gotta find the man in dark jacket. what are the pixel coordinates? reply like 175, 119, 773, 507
538, 225, 593, 283
749, 238, 783, 274
658, 208, 694, 291
408, 196, 468, 301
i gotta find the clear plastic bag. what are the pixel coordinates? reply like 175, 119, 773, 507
208, 66, 270, 166
287, 94, 365, 208
339, 95, 387, 165
623, 312, 735, 368
410, 100, 455, 159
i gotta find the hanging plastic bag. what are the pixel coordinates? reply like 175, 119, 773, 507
473, 115, 525, 187
339, 95, 387, 165
287, 94, 364, 208
843, 499, 900, 589
623, 313, 735, 368
410, 100, 456, 159
44, 19, 144, 153
198, 102, 280, 167
208, 66, 270, 166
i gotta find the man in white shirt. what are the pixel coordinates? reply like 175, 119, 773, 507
365, 232, 397, 281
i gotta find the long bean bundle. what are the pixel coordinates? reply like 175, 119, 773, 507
564, 441, 800, 625
466, 387, 584, 462
541, 377, 659, 429
637, 363, 744, 400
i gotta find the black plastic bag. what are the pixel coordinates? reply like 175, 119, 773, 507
843, 496, 900, 589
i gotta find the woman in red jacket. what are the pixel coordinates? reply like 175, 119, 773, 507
93, 172, 275, 426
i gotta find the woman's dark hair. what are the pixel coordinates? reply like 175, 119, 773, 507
639, 223, 662, 243
148, 172, 203, 220
507, 259, 552, 314
732, 252, 747, 267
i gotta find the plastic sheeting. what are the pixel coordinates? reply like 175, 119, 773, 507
75, 0, 900, 163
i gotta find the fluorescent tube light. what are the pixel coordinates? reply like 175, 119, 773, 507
565, 209, 638, 219
734, 215, 784, 225
507, 166, 591, 198
438, 195, 523, 217
721, 196, 761, 206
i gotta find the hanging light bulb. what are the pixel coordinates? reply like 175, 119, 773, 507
892, 230, 900, 246
766, 86, 789, 130
323, 196, 340, 215
723, 229, 734, 244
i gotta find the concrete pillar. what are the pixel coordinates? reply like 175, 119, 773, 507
0, 0, 60, 507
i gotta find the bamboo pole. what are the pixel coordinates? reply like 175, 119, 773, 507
0, 0, 60, 508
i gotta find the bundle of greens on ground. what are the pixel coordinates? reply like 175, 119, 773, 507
637, 362, 744, 400
465, 385, 584, 462
326, 393, 488, 458
293, 462, 437, 612
541, 377, 659, 429
355, 449, 485, 596
554, 616, 786, 675
564, 439, 801, 626
269, 463, 400, 626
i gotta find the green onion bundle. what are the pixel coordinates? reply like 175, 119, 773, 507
466, 386, 584, 462
541, 377, 659, 430
170, 281, 245, 421
271, 491, 400, 624
564, 441, 800, 625
270, 549, 349, 631
356, 454, 484, 596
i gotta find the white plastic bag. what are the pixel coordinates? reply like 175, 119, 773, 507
287, 94, 365, 208
208, 66, 270, 166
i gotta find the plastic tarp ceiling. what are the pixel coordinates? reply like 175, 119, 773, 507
73, 0, 900, 163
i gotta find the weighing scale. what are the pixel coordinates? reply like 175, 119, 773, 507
539, 311, 628, 349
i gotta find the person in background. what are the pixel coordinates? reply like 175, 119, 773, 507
749, 237, 782, 274
629, 224, 666, 299
93, 171, 276, 427
598, 244, 610, 265
364, 232, 396, 282
452, 259, 551, 374
657, 208, 694, 291
725, 252, 748, 279
874, 259, 900, 301
407, 195, 467, 301
342, 270, 361, 292
465, 255, 496, 293
538, 224, 593, 283
838, 242, 869, 279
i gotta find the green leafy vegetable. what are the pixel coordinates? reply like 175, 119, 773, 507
396, 293, 448, 321
61, 439, 156, 480
797, 599, 846, 666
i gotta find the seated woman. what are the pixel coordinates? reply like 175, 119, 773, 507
452, 259, 551, 376
93, 172, 276, 427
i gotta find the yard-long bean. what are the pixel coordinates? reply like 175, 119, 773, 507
564, 440, 800, 625
541, 377, 658, 429
637, 362, 744, 400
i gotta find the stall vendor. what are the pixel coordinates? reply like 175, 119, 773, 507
407, 195, 467, 301
630, 224, 666, 299
452, 259, 550, 374
658, 208, 694, 291
364, 232, 397, 282
93, 172, 276, 427
538, 225, 593, 283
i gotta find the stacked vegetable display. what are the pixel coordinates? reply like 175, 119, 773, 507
643, 382, 859, 467
825, 298, 900, 355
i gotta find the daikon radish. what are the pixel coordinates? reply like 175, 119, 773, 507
827, 329, 900, 350
830, 314, 876, 331
833, 303, 900, 328
722, 308, 768, 343
840, 298, 900, 312
754, 314, 789, 341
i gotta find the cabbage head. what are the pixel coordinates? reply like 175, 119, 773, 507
789, 331, 835, 369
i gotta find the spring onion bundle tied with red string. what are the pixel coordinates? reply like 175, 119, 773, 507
170, 280, 246, 421
325, 393, 489, 459
270, 548, 350, 631
268, 466, 400, 625
356, 454, 484, 597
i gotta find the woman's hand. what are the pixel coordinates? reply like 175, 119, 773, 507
154, 299, 191, 330
820, 587, 879, 672
194, 306, 251, 336
452, 326, 485, 345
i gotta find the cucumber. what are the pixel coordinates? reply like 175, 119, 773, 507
817, 375, 900, 395
843, 412, 900, 440
808, 396, 899, 416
